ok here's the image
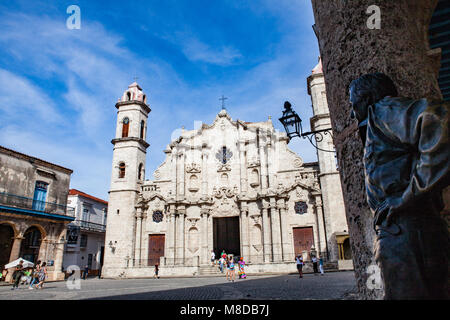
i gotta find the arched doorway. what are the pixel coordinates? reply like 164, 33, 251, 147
0, 224, 14, 268
20, 226, 42, 263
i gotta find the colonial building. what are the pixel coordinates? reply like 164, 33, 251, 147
63, 189, 107, 277
102, 74, 351, 278
0, 146, 74, 281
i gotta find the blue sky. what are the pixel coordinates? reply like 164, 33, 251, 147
0, 0, 320, 200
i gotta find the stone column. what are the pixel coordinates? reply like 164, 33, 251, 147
311, 0, 442, 300
52, 235, 65, 280
201, 152, 208, 197
135, 209, 143, 266
259, 139, 268, 191
314, 196, 328, 259
38, 239, 49, 263
200, 208, 209, 265
207, 211, 213, 254
171, 148, 177, 199
240, 203, 250, 261
168, 205, 177, 265
178, 151, 185, 198
8, 236, 23, 262
238, 140, 248, 193
176, 208, 185, 264
269, 198, 282, 262
278, 198, 291, 261
262, 199, 272, 262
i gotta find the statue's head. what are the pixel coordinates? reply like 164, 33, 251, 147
349, 73, 398, 123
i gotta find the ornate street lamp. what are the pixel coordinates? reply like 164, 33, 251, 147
279, 101, 335, 152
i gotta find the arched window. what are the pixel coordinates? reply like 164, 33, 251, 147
126, 92, 131, 101
221, 173, 229, 186
140, 120, 145, 139
250, 169, 259, 187
122, 117, 129, 138
138, 163, 143, 180
119, 162, 126, 178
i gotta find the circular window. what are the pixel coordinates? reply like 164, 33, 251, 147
152, 211, 163, 223
123, 117, 129, 124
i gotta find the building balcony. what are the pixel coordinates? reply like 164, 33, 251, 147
0, 192, 75, 220
71, 220, 106, 233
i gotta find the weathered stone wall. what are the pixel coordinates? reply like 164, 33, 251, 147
310, 0, 441, 299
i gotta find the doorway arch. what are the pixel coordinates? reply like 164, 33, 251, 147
0, 224, 14, 268
19, 226, 42, 263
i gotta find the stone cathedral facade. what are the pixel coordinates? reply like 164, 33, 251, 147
102, 60, 352, 278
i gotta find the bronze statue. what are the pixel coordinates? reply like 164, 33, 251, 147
349, 73, 450, 299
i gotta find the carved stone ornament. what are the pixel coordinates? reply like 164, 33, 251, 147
293, 158, 303, 168
187, 217, 200, 227
217, 163, 231, 172
154, 170, 161, 180
250, 214, 262, 226
247, 157, 260, 168
186, 163, 201, 173
213, 186, 237, 199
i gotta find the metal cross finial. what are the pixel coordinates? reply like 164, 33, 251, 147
219, 95, 228, 109
133, 75, 139, 82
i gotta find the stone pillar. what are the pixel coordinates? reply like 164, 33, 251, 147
240, 203, 250, 261
200, 208, 209, 265
261, 199, 272, 262
171, 148, 177, 199
278, 198, 291, 261
52, 239, 65, 280
134, 209, 143, 266
178, 152, 185, 198
314, 196, 328, 259
311, 0, 442, 299
269, 198, 282, 262
38, 239, 49, 263
8, 236, 23, 262
201, 152, 208, 197
168, 206, 177, 265
238, 140, 248, 193
208, 211, 213, 254
176, 208, 185, 264
259, 136, 268, 191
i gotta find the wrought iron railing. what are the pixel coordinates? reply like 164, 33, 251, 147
71, 220, 106, 232
0, 192, 75, 217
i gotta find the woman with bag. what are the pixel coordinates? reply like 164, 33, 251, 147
29, 260, 41, 289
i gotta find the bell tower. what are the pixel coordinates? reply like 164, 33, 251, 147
102, 81, 150, 278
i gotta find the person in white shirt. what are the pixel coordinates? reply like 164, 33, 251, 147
210, 250, 216, 266
295, 255, 304, 278
312, 256, 319, 275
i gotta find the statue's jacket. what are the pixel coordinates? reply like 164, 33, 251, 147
363, 96, 449, 227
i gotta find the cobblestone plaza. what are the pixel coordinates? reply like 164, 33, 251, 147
0, 271, 356, 300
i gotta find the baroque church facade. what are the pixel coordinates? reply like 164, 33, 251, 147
102, 60, 352, 278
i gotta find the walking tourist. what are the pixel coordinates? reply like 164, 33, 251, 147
11, 260, 24, 290
35, 261, 47, 289
219, 256, 224, 273
29, 260, 41, 289
295, 255, 304, 278
312, 256, 318, 275
238, 257, 246, 279
319, 257, 324, 275
154, 263, 159, 279
211, 250, 216, 266
83, 264, 89, 280
228, 256, 236, 282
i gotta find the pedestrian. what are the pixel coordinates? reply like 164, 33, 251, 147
295, 255, 303, 278
312, 256, 318, 275
218, 256, 224, 273
11, 260, 24, 290
83, 264, 89, 280
228, 256, 236, 282
319, 257, 324, 275
0, 266, 7, 282
238, 257, 246, 279
221, 250, 227, 260
22, 268, 32, 285
29, 260, 41, 289
35, 261, 47, 289
154, 263, 159, 279
210, 250, 216, 266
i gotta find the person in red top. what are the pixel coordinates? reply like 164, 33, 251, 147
221, 250, 227, 259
